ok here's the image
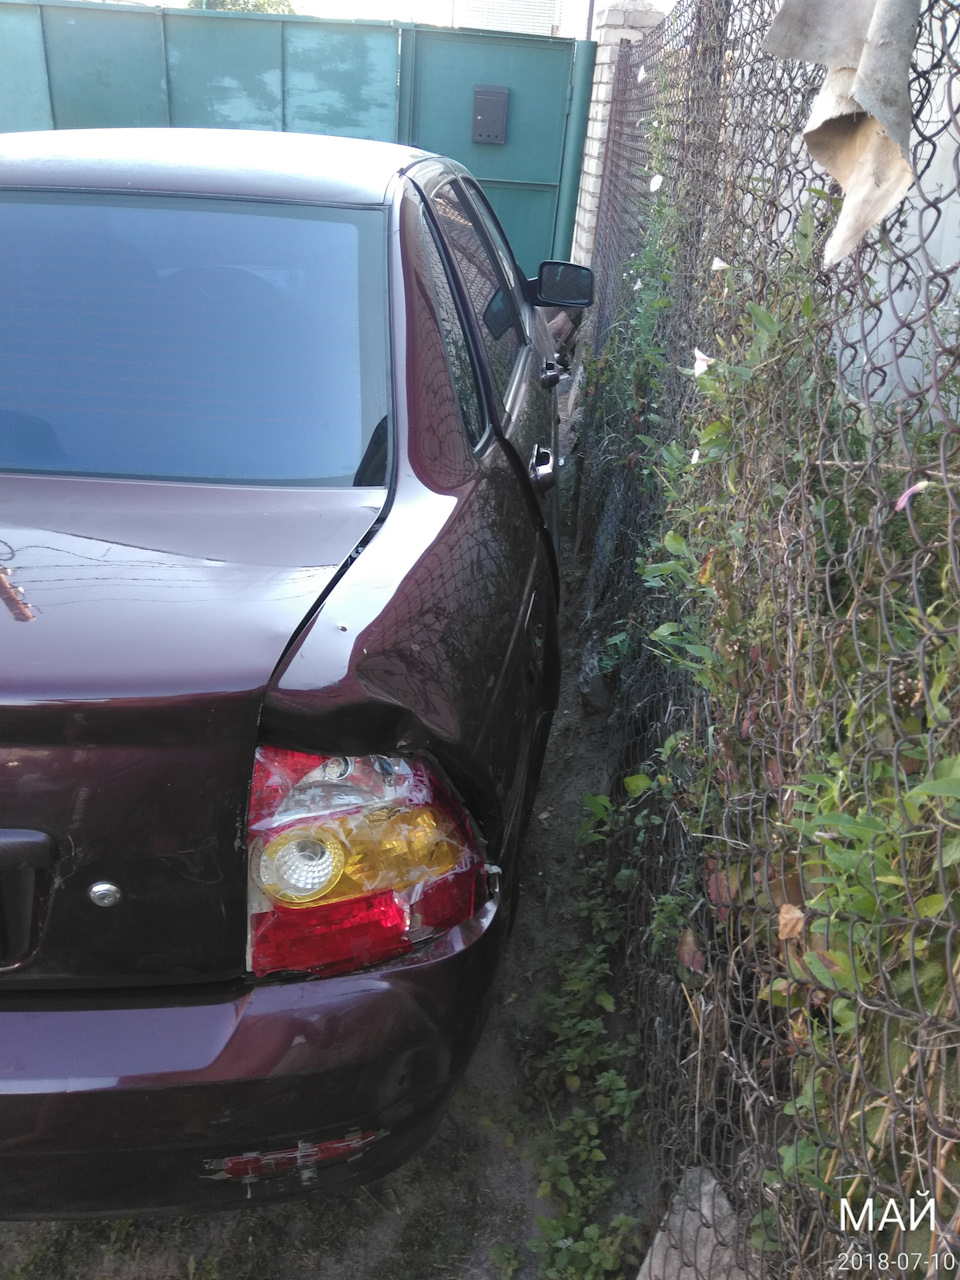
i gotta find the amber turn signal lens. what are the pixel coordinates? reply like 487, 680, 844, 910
377, 807, 461, 886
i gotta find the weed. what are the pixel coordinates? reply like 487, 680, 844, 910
515, 779, 657, 1279
579, 174, 960, 1265
597, 625, 631, 675
489, 1240, 522, 1279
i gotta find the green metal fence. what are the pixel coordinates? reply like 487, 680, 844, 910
0, 0, 594, 271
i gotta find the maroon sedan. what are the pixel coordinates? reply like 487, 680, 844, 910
0, 128, 592, 1215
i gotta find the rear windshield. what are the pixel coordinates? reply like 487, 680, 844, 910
0, 193, 389, 486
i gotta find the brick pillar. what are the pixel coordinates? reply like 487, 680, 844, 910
571, 4, 665, 266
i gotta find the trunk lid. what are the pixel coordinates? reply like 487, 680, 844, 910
0, 474, 383, 987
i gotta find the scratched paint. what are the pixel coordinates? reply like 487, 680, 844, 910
284, 24, 399, 140
165, 14, 283, 131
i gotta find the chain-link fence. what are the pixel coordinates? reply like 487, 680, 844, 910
577, 1, 960, 1275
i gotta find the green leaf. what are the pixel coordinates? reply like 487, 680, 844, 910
798, 812, 884, 838
581, 791, 612, 821
595, 990, 616, 1013
806, 1172, 834, 1196
795, 202, 814, 263
757, 979, 793, 1008
699, 419, 730, 443
803, 949, 856, 992
746, 301, 779, 335
650, 622, 681, 640
623, 772, 653, 797
936, 754, 960, 779
941, 838, 960, 867
642, 560, 688, 580
910, 778, 960, 799
663, 530, 690, 557
683, 643, 715, 661
915, 893, 947, 918
831, 997, 857, 1035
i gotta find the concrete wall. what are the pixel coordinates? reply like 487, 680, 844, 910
571, 3, 664, 265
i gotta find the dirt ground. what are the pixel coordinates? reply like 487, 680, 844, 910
0, 395, 647, 1280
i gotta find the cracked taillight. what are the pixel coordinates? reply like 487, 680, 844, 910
246, 748, 485, 977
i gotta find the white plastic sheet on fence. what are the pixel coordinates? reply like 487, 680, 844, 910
763, 0, 920, 265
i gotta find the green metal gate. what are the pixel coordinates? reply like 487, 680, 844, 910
0, 0, 594, 271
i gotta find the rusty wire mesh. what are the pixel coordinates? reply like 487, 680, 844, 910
576, 0, 960, 1275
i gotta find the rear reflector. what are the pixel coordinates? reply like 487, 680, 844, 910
203, 1129, 386, 1183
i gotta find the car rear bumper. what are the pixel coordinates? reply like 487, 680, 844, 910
0, 900, 499, 1217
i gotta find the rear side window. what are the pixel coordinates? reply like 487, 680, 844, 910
0, 194, 388, 486
431, 183, 523, 408
420, 214, 487, 449
461, 180, 525, 308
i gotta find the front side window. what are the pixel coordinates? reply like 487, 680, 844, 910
0, 193, 388, 486
431, 183, 523, 407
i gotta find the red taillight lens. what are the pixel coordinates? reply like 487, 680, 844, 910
246, 749, 486, 977
250, 891, 410, 977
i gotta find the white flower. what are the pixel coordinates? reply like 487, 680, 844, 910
633, 278, 643, 291
710, 257, 730, 271
649, 174, 664, 193
895, 480, 931, 511
693, 347, 714, 377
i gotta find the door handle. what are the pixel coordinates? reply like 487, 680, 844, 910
529, 443, 556, 494
539, 359, 561, 390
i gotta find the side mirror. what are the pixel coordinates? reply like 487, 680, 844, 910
531, 261, 594, 308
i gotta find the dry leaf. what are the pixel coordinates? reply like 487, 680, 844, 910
778, 903, 805, 940
677, 929, 706, 972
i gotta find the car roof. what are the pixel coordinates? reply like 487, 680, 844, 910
0, 128, 432, 205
